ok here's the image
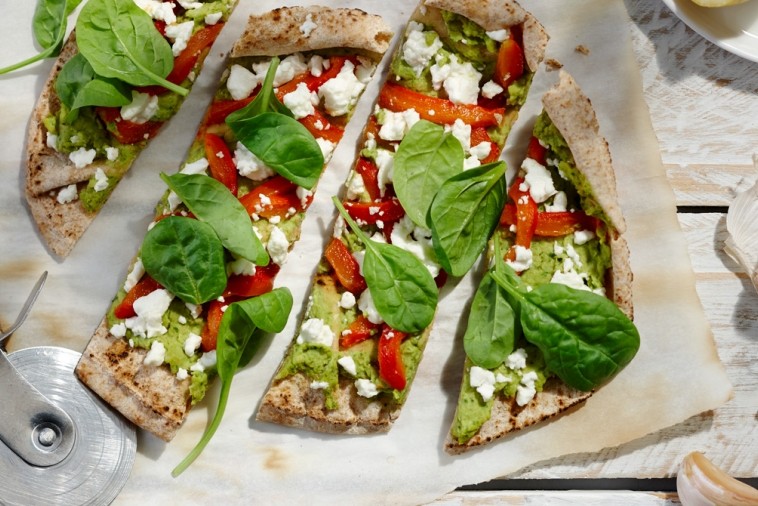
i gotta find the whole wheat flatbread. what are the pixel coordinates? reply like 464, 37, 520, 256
75, 7, 392, 442
444, 71, 634, 454
231, 6, 393, 58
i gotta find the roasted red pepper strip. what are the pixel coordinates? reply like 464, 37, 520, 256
205, 96, 255, 126
97, 107, 163, 145
526, 136, 548, 166
299, 109, 344, 144
344, 198, 405, 225
325, 238, 366, 294
377, 325, 407, 391
469, 127, 500, 164
378, 83, 504, 128
139, 23, 225, 95
507, 177, 538, 258
204, 133, 238, 195
224, 263, 280, 298
500, 204, 598, 237
113, 275, 162, 319
354, 157, 381, 201
201, 300, 224, 352
495, 36, 525, 90
339, 314, 380, 348
239, 176, 306, 218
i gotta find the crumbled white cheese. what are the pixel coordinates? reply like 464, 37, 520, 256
358, 289, 383, 324
339, 291, 356, 309
521, 158, 556, 203
402, 21, 443, 77
204, 11, 223, 25
93, 168, 109, 192
481, 80, 504, 99
333, 216, 346, 239
143, 340, 166, 366
308, 54, 329, 77
185, 302, 201, 319
175, 368, 188, 380
506, 245, 533, 273
109, 322, 127, 338
506, 348, 528, 370
271, 53, 308, 87
355, 378, 379, 398
464, 155, 481, 170
430, 54, 482, 105
318, 60, 365, 116
551, 270, 590, 291
191, 350, 217, 372
316, 137, 336, 160
121, 91, 159, 124
56, 184, 78, 204
354, 57, 376, 84
448, 118, 471, 151
516, 371, 539, 406
227, 64, 258, 100
338, 355, 357, 376
176, 0, 202, 9
574, 229, 596, 245
300, 13, 317, 36
227, 256, 256, 276
183, 332, 202, 356
134, 0, 176, 24
267, 226, 289, 266
46, 132, 58, 151
485, 28, 510, 42
378, 108, 421, 142
181, 157, 210, 175
283, 82, 319, 119
296, 318, 335, 346
123, 258, 145, 292
297, 186, 312, 208
390, 215, 441, 277
234, 142, 275, 181
345, 172, 366, 200
310, 380, 329, 390
470, 366, 497, 401
165, 21, 194, 57
544, 191, 568, 212
68, 147, 96, 169
123, 289, 174, 338
105, 146, 119, 161
470, 141, 492, 161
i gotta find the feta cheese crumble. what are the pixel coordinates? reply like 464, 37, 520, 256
339, 291, 356, 309
338, 355, 357, 376
235, 142, 275, 181
93, 168, 109, 192
355, 378, 379, 398
318, 60, 365, 116
143, 340, 166, 366
123, 289, 174, 338
300, 13, 317, 36
183, 333, 202, 356
402, 22, 443, 77
121, 91, 159, 124
56, 184, 78, 204
283, 82, 319, 119
267, 226, 289, 266
297, 318, 335, 346
68, 147, 96, 169
357, 289, 383, 324
470, 366, 497, 401
165, 21, 194, 57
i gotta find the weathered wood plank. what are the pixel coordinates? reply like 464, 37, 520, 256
432, 491, 680, 505
666, 164, 756, 207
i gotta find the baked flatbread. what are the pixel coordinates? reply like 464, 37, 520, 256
445, 70, 634, 454
25, 4, 236, 258
257, 0, 547, 434
75, 6, 393, 442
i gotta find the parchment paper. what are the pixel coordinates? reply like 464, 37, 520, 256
0, 1, 732, 504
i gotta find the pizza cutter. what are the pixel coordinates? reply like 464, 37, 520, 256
0, 272, 137, 506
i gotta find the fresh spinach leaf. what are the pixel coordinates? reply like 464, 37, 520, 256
463, 272, 516, 369
393, 120, 464, 227
76, 0, 187, 96
161, 173, 269, 266
172, 288, 293, 477
141, 216, 227, 305
230, 113, 325, 190
66, 0, 84, 15
225, 57, 293, 124
429, 161, 507, 277
56, 53, 131, 117
0, 0, 68, 75
226, 59, 322, 189
491, 268, 640, 391
333, 197, 438, 333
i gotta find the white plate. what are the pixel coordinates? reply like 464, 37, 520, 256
662, 0, 758, 62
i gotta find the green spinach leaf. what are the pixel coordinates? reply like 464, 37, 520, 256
429, 161, 507, 276
161, 173, 269, 266
334, 197, 437, 333
65, 0, 84, 15
0, 0, 68, 75
172, 288, 293, 477
56, 53, 131, 117
76, 0, 187, 96
463, 272, 516, 369
393, 120, 464, 228
141, 216, 227, 305
226, 57, 322, 189
491, 268, 640, 391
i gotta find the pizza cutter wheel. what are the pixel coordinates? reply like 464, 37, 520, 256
0, 273, 136, 506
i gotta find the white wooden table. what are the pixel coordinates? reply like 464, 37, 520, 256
443, 0, 758, 502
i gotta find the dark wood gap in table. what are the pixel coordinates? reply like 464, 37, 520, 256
460, 477, 758, 492
677, 206, 729, 214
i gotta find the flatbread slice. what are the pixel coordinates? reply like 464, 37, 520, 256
257, 0, 548, 434
75, 6, 393, 442
445, 70, 635, 454
26, 1, 238, 258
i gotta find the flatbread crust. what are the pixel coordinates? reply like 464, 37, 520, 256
231, 6, 392, 58
444, 71, 634, 454
76, 318, 190, 442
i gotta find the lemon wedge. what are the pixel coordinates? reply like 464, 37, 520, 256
691, 0, 751, 6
